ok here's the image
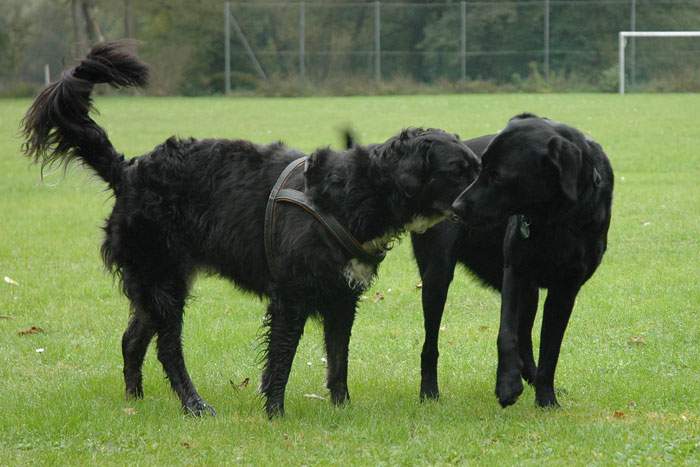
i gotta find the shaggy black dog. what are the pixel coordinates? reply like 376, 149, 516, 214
429, 114, 613, 408
22, 41, 480, 418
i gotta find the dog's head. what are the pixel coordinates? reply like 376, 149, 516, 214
451, 113, 585, 225
370, 128, 480, 229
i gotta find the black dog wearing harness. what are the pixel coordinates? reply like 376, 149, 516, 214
22, 41, 480, 418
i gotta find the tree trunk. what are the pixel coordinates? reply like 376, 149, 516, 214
81, 0, 104, 44
71, 0, 87, 55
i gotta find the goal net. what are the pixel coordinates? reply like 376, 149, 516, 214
619, 31, 700, 93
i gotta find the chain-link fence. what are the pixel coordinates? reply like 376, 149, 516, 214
2, 0, 700, 96
223, 0, 700, 94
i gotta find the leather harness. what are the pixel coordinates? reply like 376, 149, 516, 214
264, 157, 386, 280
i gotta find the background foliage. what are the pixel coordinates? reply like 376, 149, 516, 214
2, 0, 700, 96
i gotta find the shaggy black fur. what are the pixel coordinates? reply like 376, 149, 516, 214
423, 114, 613, 408
21, 41, 480, 418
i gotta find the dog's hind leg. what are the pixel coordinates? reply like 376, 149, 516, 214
534, 283, 579, 408
517, 283, 539, 385
322, 299, 357, 406
122, 313, 155, 399
260, 295, 308, 418
124, 269, 215, 417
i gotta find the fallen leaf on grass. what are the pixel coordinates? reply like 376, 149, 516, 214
229, 377, 250, 390
415, 281, 423, 289
3, 276, 19, 286
613, 410, 625, 419
181, 441, 193, 448
303, 393, 326, 401
628, 335, 646, 346
372, 292, 385, 303
123, 407, 137, 416
18, 326, 44, 336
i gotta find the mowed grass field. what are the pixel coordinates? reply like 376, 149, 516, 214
0, 94, 699, 465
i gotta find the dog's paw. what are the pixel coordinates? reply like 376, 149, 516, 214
495, 371, 523, 408
419, 384, 440, 402
535, 388, 561, 409
265, 401, 285, 419
330, 390, 350, 406
125, 386, 144, 400
183, 398, 217, 417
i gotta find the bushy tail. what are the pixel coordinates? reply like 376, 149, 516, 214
22, 40, 148, 190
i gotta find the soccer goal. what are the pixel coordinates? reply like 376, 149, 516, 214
618, 31, 700, 94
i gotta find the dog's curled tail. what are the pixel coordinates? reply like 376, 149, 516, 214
22, 40, 148, 190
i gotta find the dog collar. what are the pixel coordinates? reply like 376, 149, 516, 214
264, 157, 385, 279
517, 214, 530, 239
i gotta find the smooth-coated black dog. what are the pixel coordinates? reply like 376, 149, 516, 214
438, 114, 614, 408
22, 42, 480, 418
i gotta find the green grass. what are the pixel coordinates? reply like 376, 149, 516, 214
1, 94, 699, 465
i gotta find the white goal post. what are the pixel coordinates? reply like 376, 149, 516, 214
619, 31, 700, 94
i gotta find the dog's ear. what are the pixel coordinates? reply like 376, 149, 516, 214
395, 140, 431, 198
546, 136, 582, 202
304, 148, 330, 185
396, 169, 422, 198
305, 148, 329, 172
342, 128, 357, 150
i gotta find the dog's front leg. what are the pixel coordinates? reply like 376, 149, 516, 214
260, 297, 307, 418
417, 255, 456, 401
495, 266, 525, 407
534, 283, 580, 408
322, 300, 357, 405
517, 284, 539, 385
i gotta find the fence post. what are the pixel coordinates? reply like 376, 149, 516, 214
224, 1, 231, 94
299, 1, 306, 84
374, 1, 381, 82
544, 0, 550, 81
460, 1, 466, 82
630, 0, 636, 87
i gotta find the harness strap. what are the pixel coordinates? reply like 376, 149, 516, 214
264, 157, 385, 280
264, 157, 307, 279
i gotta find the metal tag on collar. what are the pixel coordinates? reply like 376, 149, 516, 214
593, 167, 602, 187
517, 214, 530, 239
